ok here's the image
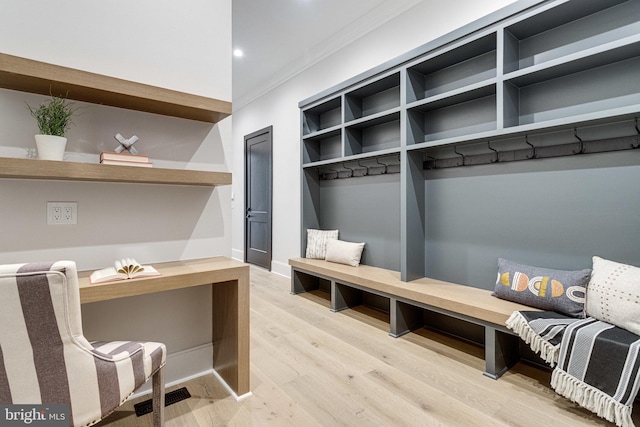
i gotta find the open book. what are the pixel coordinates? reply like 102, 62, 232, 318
90, 258, 161, 284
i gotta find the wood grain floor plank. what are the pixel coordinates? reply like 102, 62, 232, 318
96, 266, 635, 426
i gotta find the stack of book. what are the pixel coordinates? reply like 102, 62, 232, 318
100, 152, 152, 167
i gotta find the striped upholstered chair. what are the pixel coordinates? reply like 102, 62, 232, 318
0, 261, 166, 426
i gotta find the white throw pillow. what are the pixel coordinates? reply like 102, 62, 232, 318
325, 239, 365, 267
305, 229, 339, 259
586, 256, 640, 335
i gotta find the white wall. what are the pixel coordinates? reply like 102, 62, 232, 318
0, 0, 232, 389
232, 0, 517, 276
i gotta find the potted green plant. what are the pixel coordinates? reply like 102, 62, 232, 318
27, 94, 75, 161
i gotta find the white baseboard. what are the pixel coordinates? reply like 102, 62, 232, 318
271, 260, 290, 278
231, 248, 244, 262
232, 248, 291, 279
130, 343, 250, 402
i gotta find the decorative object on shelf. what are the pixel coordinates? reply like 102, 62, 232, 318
100, 151, 153, 168
26, 94, 75, 161
114, 133, 140, 154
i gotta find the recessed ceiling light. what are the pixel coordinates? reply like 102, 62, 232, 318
233, 49, 244, 58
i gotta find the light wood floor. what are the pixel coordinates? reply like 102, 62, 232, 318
97, 265, 638, 426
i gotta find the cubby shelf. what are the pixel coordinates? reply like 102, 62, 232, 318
302, 147, 402, 169
406, 32, 497, 103
345, 73, 400, 122
503, 0, 633, 73
302, 97, 342, 136
0, 53, 232, 123
0, 157, 231, 186
299, 0, 640, 282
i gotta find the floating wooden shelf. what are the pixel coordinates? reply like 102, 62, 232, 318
0, 53, 232, 123
0, 157, 231, 186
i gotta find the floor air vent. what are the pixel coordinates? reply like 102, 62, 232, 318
134, 387, 192, 417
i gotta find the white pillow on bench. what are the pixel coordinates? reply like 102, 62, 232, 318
586, 256, 640, 335
325, 239, 365, 267
306, 229, 339, 259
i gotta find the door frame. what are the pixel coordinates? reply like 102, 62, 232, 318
244, 126, 273, 270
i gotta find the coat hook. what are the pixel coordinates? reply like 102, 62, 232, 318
525, 135, 536, 159
424, 152, 437, 170
376, 157, 388, 174
631, 118, 640, 149
342, 163, 354, 178
357, 160, 369, 176
453, 146, 465, 166
574, 128, 584, 154
321, 167, 339, 180
487, 140, 499, 163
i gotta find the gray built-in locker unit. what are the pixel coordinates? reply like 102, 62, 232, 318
299, 0, 640, 289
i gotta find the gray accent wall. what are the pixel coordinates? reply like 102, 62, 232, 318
424, 150, 640, 290
319, 173, 401, 270
299, 0, 640, 286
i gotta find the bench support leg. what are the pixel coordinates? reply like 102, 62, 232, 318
484, 327, 519, 380
390, 300, 423, 338
291, 269, 320, 295
332, 282, 361, 312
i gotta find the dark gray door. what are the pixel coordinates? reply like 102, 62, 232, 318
244, 126, 273, 270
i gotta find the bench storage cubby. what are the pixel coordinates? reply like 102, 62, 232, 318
290, 258, 537, 379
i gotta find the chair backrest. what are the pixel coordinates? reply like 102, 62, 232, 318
0, 261, 92, 405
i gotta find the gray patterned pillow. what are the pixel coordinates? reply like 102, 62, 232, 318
493, 258, 590, 317
305, 229, 339, 259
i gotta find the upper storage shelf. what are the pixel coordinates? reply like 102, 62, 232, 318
0, 53, 232, 123
302, 97, 342, 136
0, 157, 231, 186
503, 0, 633, 74
406, 33, 497, 104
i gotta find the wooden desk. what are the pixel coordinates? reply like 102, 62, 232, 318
78, 257, 250, 398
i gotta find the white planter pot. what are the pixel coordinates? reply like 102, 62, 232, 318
35, 135, 67, 161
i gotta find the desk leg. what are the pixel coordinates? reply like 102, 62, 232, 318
212, 269, 250, 397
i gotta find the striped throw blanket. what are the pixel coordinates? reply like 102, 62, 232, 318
507, 311, 640, 427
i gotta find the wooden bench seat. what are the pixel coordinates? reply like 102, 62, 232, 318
289, 257, 538, 379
